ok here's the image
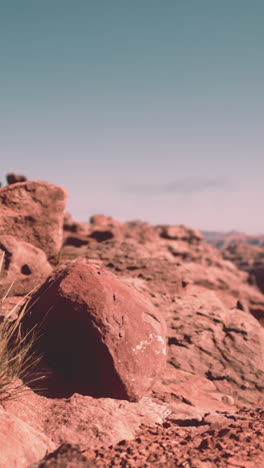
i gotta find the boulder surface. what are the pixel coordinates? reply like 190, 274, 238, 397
0, 181, 67, 261
23, 261, 167, 402
0, 235, 52, 296
0, 407, 55, 468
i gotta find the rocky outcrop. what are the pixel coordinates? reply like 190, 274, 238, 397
6, 173, 27, 185
90, 214, 122, 227
22, 261, 167, 402
0, 236, 52, 296
222, 242, 264, 293
60, 218, 264, 408
1, 209, 264, 467
166, 291, 264, 407
2, 385, 169, 466
159, 224, 203, 243
0, 181, 67, 261
61, 219, 264, 324
221, 242, 264, 323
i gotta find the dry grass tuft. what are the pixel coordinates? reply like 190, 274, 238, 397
0, 252, 45, 402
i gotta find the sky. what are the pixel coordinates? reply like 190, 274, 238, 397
0, 1, 263, 233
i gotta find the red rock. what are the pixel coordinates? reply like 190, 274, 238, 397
0, 235, 52, 296
152, 366, 237, 416
64, 214, 123, 247
3, 384, 170, 454
6, 173, 27, 185
223, 241, 264, 297
29, 443, 95, 467
0, 407, 55, 468
64, 212, 90, 235
166, 291, 264, 407
90, 214, 121, 227
0, 181, 67, 261
23, 261, 167, 401
61, 218, 264, 325
158, 224, 203, 243
2, 210, 264, 467
82, 408, 264, 468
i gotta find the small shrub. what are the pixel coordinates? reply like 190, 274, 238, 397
0, 252, 45, 402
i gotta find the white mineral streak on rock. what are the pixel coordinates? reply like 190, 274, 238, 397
133, 333, 166, 355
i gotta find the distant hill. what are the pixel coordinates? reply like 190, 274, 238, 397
202, 231, 264, 249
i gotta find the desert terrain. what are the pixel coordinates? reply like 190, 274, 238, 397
0, 175, 263, 467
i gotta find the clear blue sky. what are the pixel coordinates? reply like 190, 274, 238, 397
0, 1, 263, 233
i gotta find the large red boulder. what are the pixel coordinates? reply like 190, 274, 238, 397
0, 181, 67, 261
23, 261, 167, 402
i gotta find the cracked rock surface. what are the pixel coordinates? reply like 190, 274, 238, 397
0, 203, 263, 467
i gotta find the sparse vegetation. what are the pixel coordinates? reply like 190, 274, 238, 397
0, 252, 44, 402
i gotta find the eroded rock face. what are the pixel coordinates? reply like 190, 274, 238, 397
0, 181, 67, 261
61, 218, 264, 323
23, 261, 167, 402
158, 225, 203, 243
0, 236, 52, 296
223, 242, 264, 294
166, 291, 264, 407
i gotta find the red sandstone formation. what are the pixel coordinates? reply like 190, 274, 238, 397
0, 178, 263, 467
0, 181, 67, 261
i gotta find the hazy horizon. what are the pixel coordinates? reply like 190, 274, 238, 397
1, 1, 263, 234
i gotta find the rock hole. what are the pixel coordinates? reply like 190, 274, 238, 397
21, 264, 31, 275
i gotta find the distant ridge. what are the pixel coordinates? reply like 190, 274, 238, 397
202, 231, 264, 249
